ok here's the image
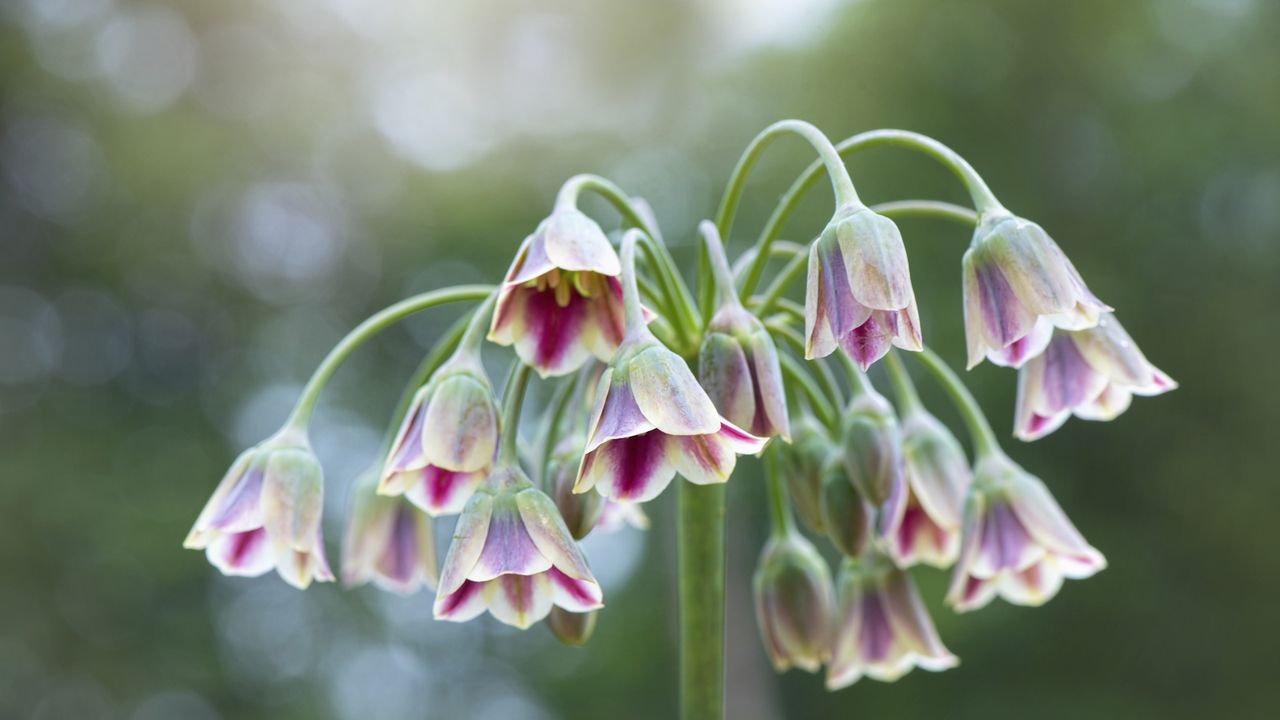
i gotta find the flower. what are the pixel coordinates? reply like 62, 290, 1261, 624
488, 208, 628, 378
434, 465, 603, 629
777, 417, 835, 534
947, 453, 1106, 612
341, 470, 437, 595
699, 297, 790, 440
962, 211, 1111, 369
184, 427, 334, 589
804, 205, 921, 370
547, 433, 604, 540
1015, 313, 1176, 441
574, 334, 767, 503
547, 606, 598, 647
820, 463, 874, 558
839, 391, 905, 507
377, 354, 499, 516
882, 409, 971, 568
753, 533, 835, 673
827, 552, 957, 689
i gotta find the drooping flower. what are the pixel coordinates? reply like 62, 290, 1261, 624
777, 417, 835, 534
1014, 313, 1176, 441
805, 205, 921, 370
573, 336, 767, 503
341, 470, 437, 595
434, 465, 603, 629
699, 302, 791, 441
947, 452, 1106, 612
488, 208, 628, 378
882, 409, 971, 568
827, 552, 958, 689
962, 211, 1111, 369
839, 390, 905, 507
820, 463, 874, 558
547, 433, 604, 540
573, 231, 767, 503
184, 426, 334, 589
377, 353, 499, 516
753, 533, 835, 673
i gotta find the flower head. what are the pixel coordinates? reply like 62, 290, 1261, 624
947, 452, 1105, 612
488, 208, 628, 378
184, 427, 334, 589
699, 303, 791, 440
962, 211, 1111, 369
839, 391, 905, 507
434, 465, 602, 629
820, 462, 874, 558
378, 353, 499, 516
1015, 313, 1176, 440
805, 205, 921, 370
753, 533, 835, 673
573, 334, 767, 503
827, 552, 957, 689
882, 409, 971, 568
341, 470, 437, 595
778, 417, 835, 534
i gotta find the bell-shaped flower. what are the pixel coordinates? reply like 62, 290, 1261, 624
778, 417, 835, 534
820, 463, 873, 558
827, 552, 958, 690
1015, 313, 1176, 441
341, 470, 437, 595
184, 427, 334, 589
882, 409, 971, 568
839, 391, 905, 507
947, 453, 1106, 612
804, 205, 921, 370
962, 211, 1111, 369
377, 353, 499, 516
753, 532, 835, 673
547, 606, 598, 647
573, 335, 767, 503
434, 465, 603, 629
488, 208, 628, 378
699, 303, 791, 441
574, 231, 767, 503
547, 433, 604, 540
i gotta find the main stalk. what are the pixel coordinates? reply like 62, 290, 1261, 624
678, 481, 726, 720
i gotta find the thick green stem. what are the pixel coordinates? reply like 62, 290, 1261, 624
678, 481, 726, 720
914, 346, 1000, 458
741, 129, 1001, 299
284, 285, 494, 428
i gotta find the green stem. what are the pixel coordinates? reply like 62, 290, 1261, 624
730, 240, 806, 282
763, 320, 844, 409
699, 221, 741, 309
883, 350, 924, 415
740, 129, 1001, 299
376, 310, 475, 457
871, 199, 979, 227
619, 231, 646, 332
538, 373, 582, 486
284, 285, 494, 428
778, 353, 838, 428
753, 251, 807, 317
679, 481, 726, 720
914, 346, 1000, 458
498, 362, 533, 466
763, 446, 795, 536
835, 351, 871, 397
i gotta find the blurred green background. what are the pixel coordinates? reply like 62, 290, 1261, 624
2, 0, 1277, 718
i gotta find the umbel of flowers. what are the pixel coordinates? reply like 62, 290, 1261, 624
185, 121, 1175, 719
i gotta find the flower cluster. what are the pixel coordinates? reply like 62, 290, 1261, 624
184, 122, 1174, 704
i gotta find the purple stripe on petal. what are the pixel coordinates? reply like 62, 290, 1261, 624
405, 465, 484, 516
717, 421, 768, 455
435, 580, 487, 621
471, 507, 552, 581
975, 502, 1037, 576
585, 376, 652, 452
208, 528, 274, 577
857, 591, 895, 664
548, 566, 604, 611
1037, 333, 1104, 413
976, 262, 1029, 347
385, 399, 429, 475
598, 431, 674, 502
208, 468, 265, 533
375, 504, 419, 588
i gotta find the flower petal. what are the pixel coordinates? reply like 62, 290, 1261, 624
207, 528, 274, 577
419, 373, 498, 472
434, 580, 489, 622
628, 345, 721, 436
515, 487, 595, 582
403, 465, 487, 517
579, 431, 678, 503
486, 573, 555, 629
540, 210, 621, 276
547, 566, 604, 612
436, 490, 494, 595
469, 499, 552, 582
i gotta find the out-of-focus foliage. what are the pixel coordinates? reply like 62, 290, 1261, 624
2, 0, 1277, 718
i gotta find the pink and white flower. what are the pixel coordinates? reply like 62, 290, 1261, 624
1015, 313, 1176, 441
378, 355, 499, 516
699, 302, 791, 440
882, 409, 971, 568
434, 466, 603, 629
342, 471, 437, 595
488, 209, 628, 378
184, 427, 334, 589
962, 211, 1111, 369
827, 552, 957, 689
947, 453, 1106, 612
805, 205, 922, 370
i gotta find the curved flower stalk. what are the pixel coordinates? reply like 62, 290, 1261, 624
753, 532, 835, 673
698, 222, 791, 440
574, 231, 766, 504
488, 207, 628, 378
827, 551, 957, 690
947, 452, 1106, 612
963, 210, 1111, 369
341, 470, 437, 595
184, 426, 333, 589
434, 464, 603, 629
378, 306, 500, 516
805, 205, 922, 370
1015, 313, 1176, 440
882, 408, 971, 569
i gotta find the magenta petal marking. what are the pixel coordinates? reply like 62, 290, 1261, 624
717, 421, 767, 454
438, 580, 485, 617
522, 285, 587, 370
603, 431, 668, 501
857, 591, 895, 663
208, 528, 274, 577
548, 567, 603, 611
405, 465, 482, 516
